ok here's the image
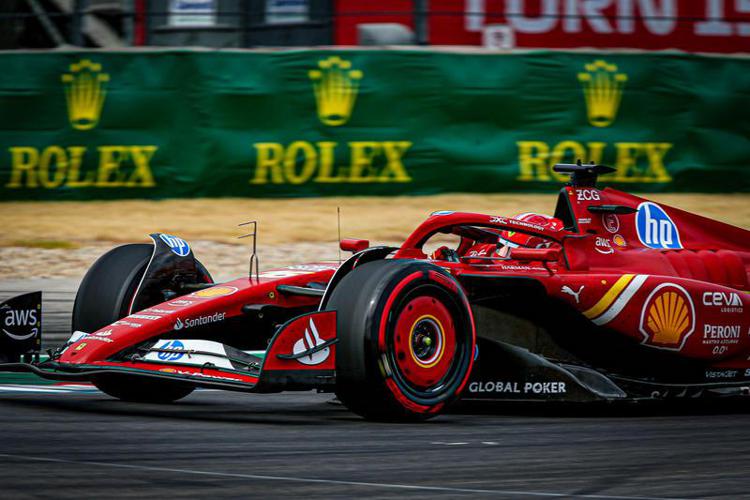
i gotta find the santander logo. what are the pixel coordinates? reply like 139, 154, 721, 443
292, 319, 329, 366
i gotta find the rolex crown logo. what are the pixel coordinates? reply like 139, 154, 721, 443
577, 60, 627, 128
61, 59, 109, 130
308, 56, 363, 127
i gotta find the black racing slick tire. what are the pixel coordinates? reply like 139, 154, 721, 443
92, 375, 195, 404
0, 353, 19, 364
72, 244, 152, 334
72, 243, 195, 403
327, 260, 476, 421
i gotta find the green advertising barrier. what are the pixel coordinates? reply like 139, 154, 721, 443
0, 49, 748, 200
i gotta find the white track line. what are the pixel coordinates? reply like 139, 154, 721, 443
0, 385, 219, 394
0, 385, 98, 393
0, 386, 84, 393
0, 453, 684, 500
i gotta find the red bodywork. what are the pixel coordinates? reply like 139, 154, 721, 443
10, 184, 750, 400
395, 186, 750, 363
54, 265, 339, 391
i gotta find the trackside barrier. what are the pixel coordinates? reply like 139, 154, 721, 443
0, 48, 748, 200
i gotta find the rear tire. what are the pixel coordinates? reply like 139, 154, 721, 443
328, 260, 475, 421
72, 243, 200, 403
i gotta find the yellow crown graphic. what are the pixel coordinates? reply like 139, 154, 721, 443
645, 290, 691, 346
61, 59, 109, 130
577, 60, 627, 128
308, 56, 362, 127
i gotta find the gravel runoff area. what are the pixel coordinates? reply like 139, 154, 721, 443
2, 193, 748, 281
0, 240, 368, 282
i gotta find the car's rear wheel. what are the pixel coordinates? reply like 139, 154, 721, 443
328, 260, 476, 421
72, 243, 206, 403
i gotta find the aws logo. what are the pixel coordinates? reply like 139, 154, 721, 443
577, 59, 627, 128
61, 59, 109, 131
639, 283, 695, 350
309, 56, 363, 127
2, 307, 39, 341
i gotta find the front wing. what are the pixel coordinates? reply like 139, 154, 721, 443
0, 311, 338, 394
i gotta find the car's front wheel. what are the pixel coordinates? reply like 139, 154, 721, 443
72, 243, 208, 403
328, 260, 476, 421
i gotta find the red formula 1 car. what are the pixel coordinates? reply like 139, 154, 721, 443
1, 163, 749, 421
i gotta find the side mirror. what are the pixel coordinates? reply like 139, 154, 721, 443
340, 238, 370, 253
510, 247, 560, 262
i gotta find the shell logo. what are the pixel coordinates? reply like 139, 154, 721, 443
639, 283, 695, 350
191, 286, 238, 298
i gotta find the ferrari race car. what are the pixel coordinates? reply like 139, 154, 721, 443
1, 163, 749, 421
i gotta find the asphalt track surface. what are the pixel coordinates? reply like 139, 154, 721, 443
2, 281, 750, 499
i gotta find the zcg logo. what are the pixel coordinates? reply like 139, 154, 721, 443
576, 189, 600, 201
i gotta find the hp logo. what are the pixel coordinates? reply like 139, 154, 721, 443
159, 234, 190, 257
636, 202, 682, 249
157, 340, 185, 361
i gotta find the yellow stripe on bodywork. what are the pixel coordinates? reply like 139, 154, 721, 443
583, 274, 635, 319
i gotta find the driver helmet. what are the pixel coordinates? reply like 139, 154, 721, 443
498, 213, 564, 249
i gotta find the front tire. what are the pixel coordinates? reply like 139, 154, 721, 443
72, 244, 153, 335
72, 244, 198, 403
328, 260, 476, 421
92, 375, 194, 403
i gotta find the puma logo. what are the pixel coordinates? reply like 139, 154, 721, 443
561, 285, 584, 304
